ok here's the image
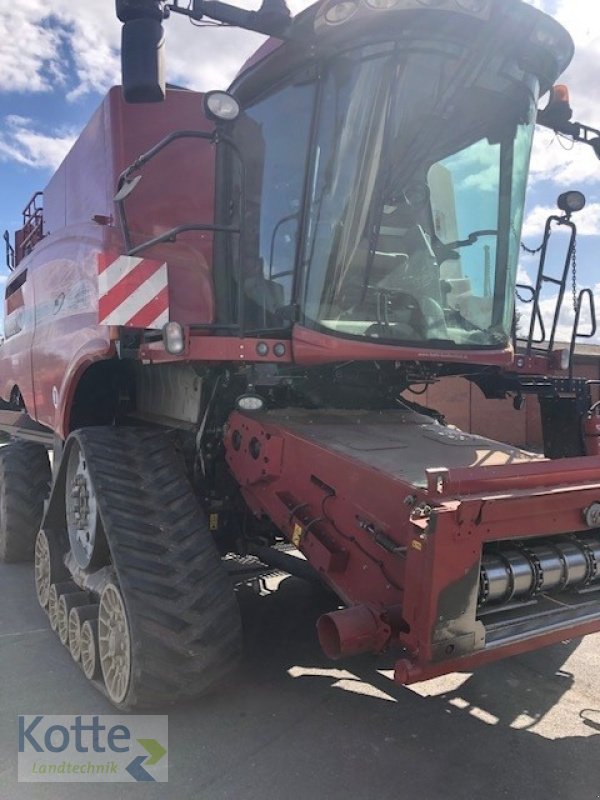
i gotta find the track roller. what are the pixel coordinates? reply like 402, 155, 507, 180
69, 605, 100, 663
80, 619, 101, 680
57, 592, 90, 646
34, 529, 67, 609
47, 582, 79, 632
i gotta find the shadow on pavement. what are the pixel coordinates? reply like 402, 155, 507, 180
170, 576, 600, 800
3, 567, 600, 800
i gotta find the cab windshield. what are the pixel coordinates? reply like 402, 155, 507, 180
301, 42, 539, 348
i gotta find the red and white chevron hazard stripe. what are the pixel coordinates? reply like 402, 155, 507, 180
98, 254, 169, 329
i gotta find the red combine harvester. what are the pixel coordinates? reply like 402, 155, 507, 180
2, 0, 600, 708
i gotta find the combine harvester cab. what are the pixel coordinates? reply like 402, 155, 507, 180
2, 0, 600, 708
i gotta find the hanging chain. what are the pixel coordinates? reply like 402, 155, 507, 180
570, 236, 578, 313
520, 231, 578, 312
520, 239, 546, 256
517, 236, 547, 303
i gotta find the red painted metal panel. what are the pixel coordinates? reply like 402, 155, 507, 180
0, 266, 36, 414
292, 324, 515, 368
28, 224, 112, 435
224, 409, 600, 686
107, 87, 216, 326
140, 333, 292, 364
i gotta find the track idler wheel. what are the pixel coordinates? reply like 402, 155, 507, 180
80, 619, 101, 681
69, 605, 100, 663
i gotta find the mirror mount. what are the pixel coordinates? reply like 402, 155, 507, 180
538, 85, 600, 162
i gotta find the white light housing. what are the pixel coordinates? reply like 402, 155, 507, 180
203, 91, 241, 123
455, 0, 487, 12
236, 394, 265, 412
365, 0, 400, 9
324, 0, 358, 23
529, 16, 574, 73
162, 322, 185, 355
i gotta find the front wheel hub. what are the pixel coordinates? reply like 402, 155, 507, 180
65, 443, 100, 569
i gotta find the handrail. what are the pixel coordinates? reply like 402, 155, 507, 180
114, 127, 247, 333
515, 284, 546, 345
3, 230, 15, 271
569, 289, 597, 379
18, 190, 45, 262
524, 214, 577, 354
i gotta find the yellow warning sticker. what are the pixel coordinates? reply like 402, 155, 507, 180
411, 539, 423, 552
292, 523, 303, 548
209, 513, 219, 532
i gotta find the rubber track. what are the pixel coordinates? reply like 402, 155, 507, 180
0, 442, 51, 563
76, 427, 243, 709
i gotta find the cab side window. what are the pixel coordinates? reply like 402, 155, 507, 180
234, 79, 316, 331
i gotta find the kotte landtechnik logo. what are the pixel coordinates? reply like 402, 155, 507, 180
18, 715, 168, 782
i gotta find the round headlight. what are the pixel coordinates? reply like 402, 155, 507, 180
324, 0, 358, 23
203, 91, 240, 123
557, 191, 586, 216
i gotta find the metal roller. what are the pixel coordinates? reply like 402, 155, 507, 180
479, 536, 600, 607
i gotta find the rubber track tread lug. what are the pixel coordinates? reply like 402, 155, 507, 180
73, 427, 242, 709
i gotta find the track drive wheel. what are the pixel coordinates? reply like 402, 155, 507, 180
61, 428, 243, 709
0, 441, 51, 563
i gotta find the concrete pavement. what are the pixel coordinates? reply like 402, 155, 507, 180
1, 562, 600, 800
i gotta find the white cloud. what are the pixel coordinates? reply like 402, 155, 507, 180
0, 0, 300, 100
552, 0, 600, 121
517, 262, 533, 286
529, 129, 600, 187
0, 4, 67, 93
0, 116, 77, 170
529, 0, 600, 187
522, 202, 600, 237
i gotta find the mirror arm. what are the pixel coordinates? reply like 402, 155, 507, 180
537, 115, 600, 161
165, 0, 292, 38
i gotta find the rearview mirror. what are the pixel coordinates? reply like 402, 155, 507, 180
121, 17, 166, 103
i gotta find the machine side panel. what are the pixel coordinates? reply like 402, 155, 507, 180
0, 263, 37, 414
29, 225, 112, 437
108, 87, 217, 326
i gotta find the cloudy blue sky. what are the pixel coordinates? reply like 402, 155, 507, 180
0, 0, 599, 341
